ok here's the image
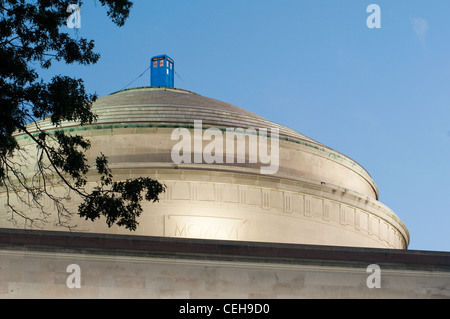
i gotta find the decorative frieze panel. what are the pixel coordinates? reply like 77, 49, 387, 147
339, 205, 346, 225
238, 187, 247, 206
164, 215, 246, 241
355, 210, 360, 229
305, 198, 311, 217
284, 193, 292, 213
214, 185, 223, 203
310, 197, 323, 218
323, 202, 330, 221
262, 190, 270, 209
270, 190, 283, 210
380, 221, 388, 242
222, 185, 239, 203
247, 188, 261, 207
292, 194, 304, 215
198, 183, 214, 201
359, 211, 368, 232
171, 182, 190, 200
157, 180, 406, 249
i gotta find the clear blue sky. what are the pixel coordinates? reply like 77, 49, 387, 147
44, 0, 450, 252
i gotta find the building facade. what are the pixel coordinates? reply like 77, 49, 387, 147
1, 66, 449, 298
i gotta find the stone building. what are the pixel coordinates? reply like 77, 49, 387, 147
0, 68, 449, 299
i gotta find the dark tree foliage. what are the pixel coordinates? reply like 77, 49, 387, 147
0, 0, 165, 231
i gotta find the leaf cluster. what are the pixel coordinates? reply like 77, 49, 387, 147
80, 155, 166, 231
0, 1, 166, 230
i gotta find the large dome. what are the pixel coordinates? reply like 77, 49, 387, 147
4, 87, 409, 249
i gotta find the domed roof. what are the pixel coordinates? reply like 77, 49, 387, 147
92, 87, 319, 144
33, 86, 379, 199
11, 86, 409, 249
98, 87, 261, 118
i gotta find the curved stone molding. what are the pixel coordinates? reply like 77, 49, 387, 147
150, 173, 408, 249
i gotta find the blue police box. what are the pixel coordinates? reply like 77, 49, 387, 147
151, 54, 174, 88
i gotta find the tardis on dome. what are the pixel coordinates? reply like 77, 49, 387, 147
151, 54, 174, 88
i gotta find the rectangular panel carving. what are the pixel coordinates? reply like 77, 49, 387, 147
165, 215, 246, 241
